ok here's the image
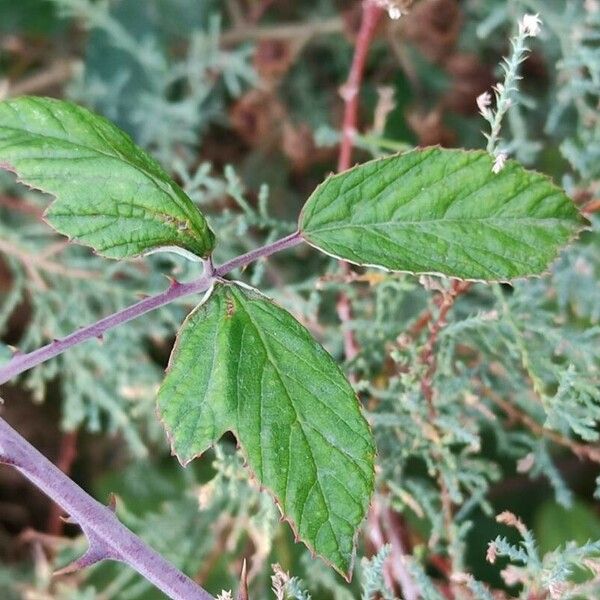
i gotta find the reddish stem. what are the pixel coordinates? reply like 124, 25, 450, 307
583, 198, 600, 214
337, 1, 383, 173
415, 279, 470, 585
336, 1, 384, 363
419, 281, 470, 412
0, 195, 44, 218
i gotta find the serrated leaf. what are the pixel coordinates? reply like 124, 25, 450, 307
158, 283, 375, 579
0, 96, 215, 259
300, 147, 586, 281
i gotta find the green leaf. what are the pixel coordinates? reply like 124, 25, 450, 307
158, 283, 375, 579
300, 147, 586, 281
0, 96, 215, 259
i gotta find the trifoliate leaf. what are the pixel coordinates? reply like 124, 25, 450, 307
158, 283, 375, 579
0, 96, 215, 259
300, 147, 586, 281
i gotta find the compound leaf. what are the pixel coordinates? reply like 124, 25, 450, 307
158, 283, 375, 579
0, 96, 215, 259
300, 147, 586, 281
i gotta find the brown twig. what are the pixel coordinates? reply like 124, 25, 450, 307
6, 59, 76, 97
418, 280, 471, 414
412, 279, 470, 577
0, 195, 45, 219
583, 198, 600, 214
0, 238, 47, 289
480, 384, 600, 464
0, 238, 101, 287
336, 1, 384, 363
225, 0, 246, 28
237, 559, 249, 600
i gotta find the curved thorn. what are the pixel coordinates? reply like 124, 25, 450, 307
54, 534, 113, 576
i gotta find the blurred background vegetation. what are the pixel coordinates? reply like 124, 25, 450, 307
0, 0, 599, 598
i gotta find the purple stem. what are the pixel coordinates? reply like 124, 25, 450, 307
0, 230, 303, 598
0, 416, 214, 600
0, 230, 303, 385
214, 231, 302, 277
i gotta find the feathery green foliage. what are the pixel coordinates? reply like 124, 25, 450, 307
0, 0, 598, 598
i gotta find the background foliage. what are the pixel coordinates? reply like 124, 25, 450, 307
0, 0, 599, 598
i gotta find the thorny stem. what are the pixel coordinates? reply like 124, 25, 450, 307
0, 417, 214, 600
46, 430, 79, 537
0, 230, 302, 385
0, 230, 303, 599
337, 4, 421, 594
336, 0, 384, 363
336, 3, 419, 594
214, 231, 301, 277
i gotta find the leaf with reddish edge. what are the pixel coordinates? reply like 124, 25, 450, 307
300, 147, 587, 282
158, 283, 375, 579
0, 96, 215, 260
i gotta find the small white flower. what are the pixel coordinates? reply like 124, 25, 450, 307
585, 0, 599, 13
520, 13, 542, 37
476, 91, 492, 117
373, 0, 407, 20
492, 152, 508, 174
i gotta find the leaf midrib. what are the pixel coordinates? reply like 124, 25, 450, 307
232, 291, 344, 557
304, 216, 573, 234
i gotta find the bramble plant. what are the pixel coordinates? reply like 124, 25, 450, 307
0, 1, 599, 599
0, 88, 586, 598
